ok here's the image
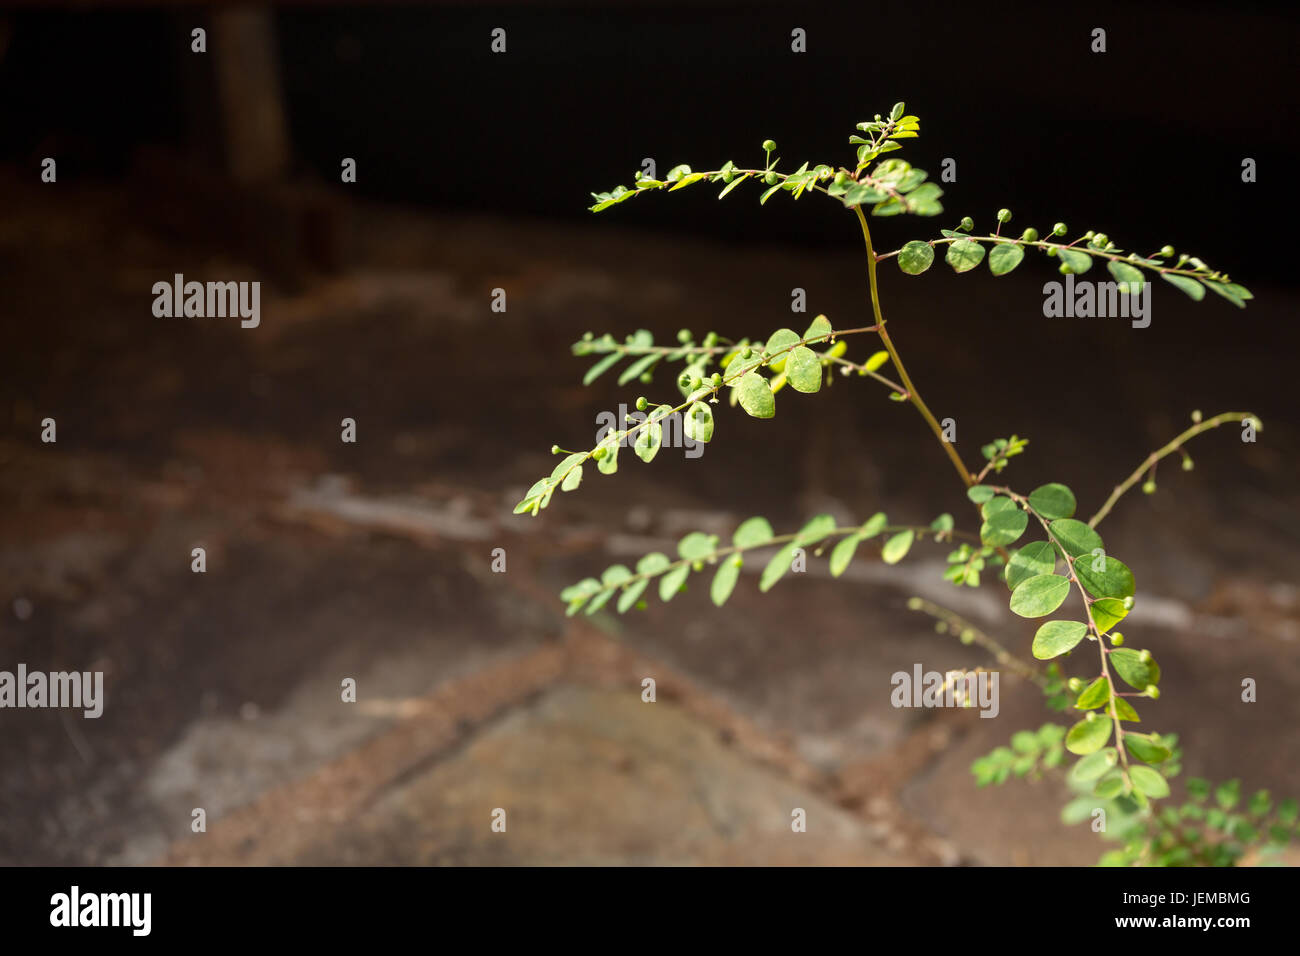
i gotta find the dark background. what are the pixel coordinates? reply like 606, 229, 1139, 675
2, 1, 1295, 271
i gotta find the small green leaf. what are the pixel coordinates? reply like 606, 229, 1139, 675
561, 465, 583, 492
764, 329, 801, 370
881, 529, 914, 564
1075, 676, 1111, 710
677, 532, 717, 561
1075, 553, 1135, 601
988, 242, 1025, 276
786, 346, 822, 393
1202, 281, 1246, 309
1130, 766, 1170, 799
1007, 541, 1056, 590
795, 513, 837, 546
733, 516, 774, 548
1094, 774, 1126, 799
1065, 715, 1112, 755
1124, 735, 1172, 765
1057, 248, 1093, 274
1090, 597, 1129, 633
618, 353, 659, 386
583, 352, 622, 385
710, 556, 741, 606
636, 552, 671, 576
1162, 273, 1206, 301
1107, 260, 1146, 292
1027, 483, 1076, 520
760, 541, 799, 592
966, 485, 996, 504
898, 241, 935, 275
1110, 647, 1159, 691
658, 563, 690, 602
945, 238, 986, 273
1032, 620, 1087, 659
830, 534, 862, 577
860, 512, 888, 538
634, 420, 663, 463
803, 315, 833, 344
684, 401, 714, 442
1071, 748, 1118, 783
1010, 574, 1071, 618
1112, 697, 1140, 722
863, 350, 890, 373
1216, 779, 1241, 810
617, 578, 649, 613
736, 372, 776, 419
980, 496, 1028, 547
1049, 518, 1103, 557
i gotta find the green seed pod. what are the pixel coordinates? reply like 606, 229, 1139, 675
906, 597, 922, 610
639, 372, 653, 384
677, 328, 692, 343
1110, 632, 1125, 647
550, 444, 561, 455
1052, 222, 1068, 236
710, 373, 722, 387
1159, 245, 1175, 258
703, 331, 718, 348
959, 629, 975, 645
959, 216, 974, 232
1068, 677, 1084, 693
1147, 685, 1161, 699
582, 331, 593, 341
688, 376, 702, 390
996, 208, 1012, 223
1142, 479, 1156, 495
762, 139, 777, 152
741, 347, 753, 360
1021, 227, 1039, 242
635, 396, 648, 412
834, 170, 850, 186
1139, 649, 1152, 663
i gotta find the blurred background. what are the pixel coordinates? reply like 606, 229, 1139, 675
1, 0, 1297, 865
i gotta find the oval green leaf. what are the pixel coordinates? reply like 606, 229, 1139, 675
898, 240, 935, 275
1028, 482, 1076, 520
1007, 541, 1057, 590
988, 242, 1025, 276
1032, 620, 1087, 659
737, 372, 775, 419
1010, 573, 1071, 618
1065, 715, 1113, 755
946, 238, 986, 273
786, 346, 822, 393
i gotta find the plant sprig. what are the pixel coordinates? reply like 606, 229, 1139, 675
517, 102, 1270, 866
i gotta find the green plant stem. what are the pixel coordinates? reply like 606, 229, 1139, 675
579, 523, 971, 597
853, 206, 976, 488
876, 234, 1238, 283
1088, 412, 1259, 527
997, 486, 1133, 785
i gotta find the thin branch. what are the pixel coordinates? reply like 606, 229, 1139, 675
1089, 412, 1259, 527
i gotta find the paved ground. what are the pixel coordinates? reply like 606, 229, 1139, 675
2, 170, 1298, 866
